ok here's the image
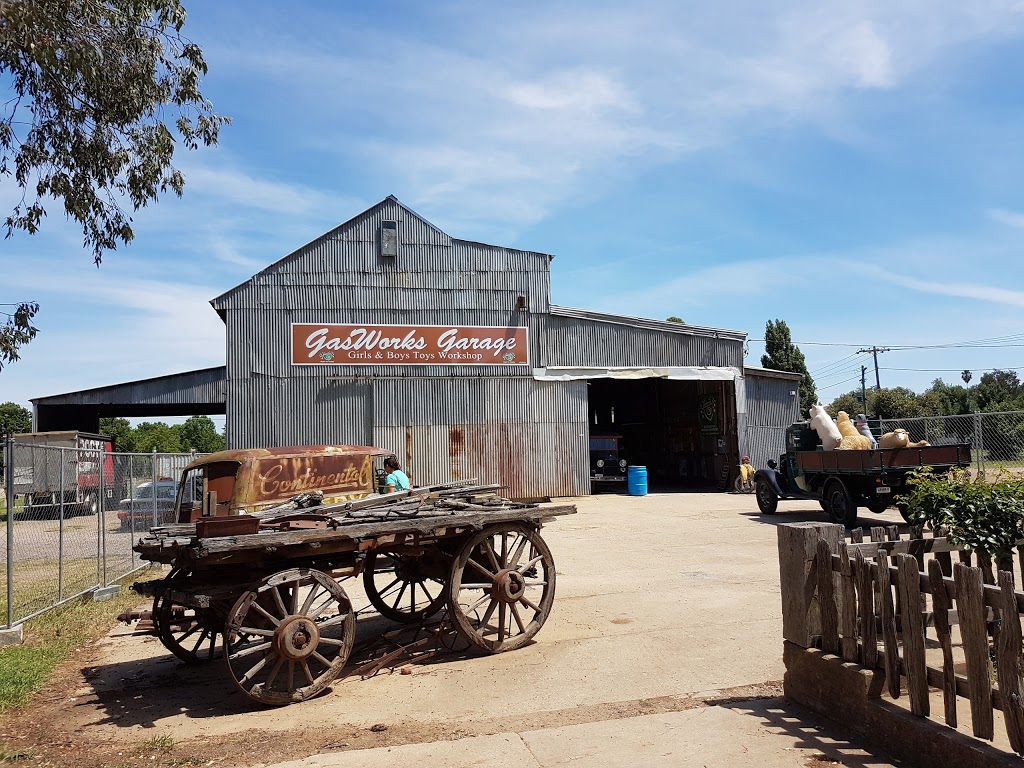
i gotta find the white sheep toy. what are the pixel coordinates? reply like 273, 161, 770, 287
808, 404, 841, 451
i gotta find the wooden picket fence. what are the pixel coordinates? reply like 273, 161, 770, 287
814, 524, 1024, 754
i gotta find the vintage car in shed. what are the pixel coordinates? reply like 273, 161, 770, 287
589, 433, 629, 492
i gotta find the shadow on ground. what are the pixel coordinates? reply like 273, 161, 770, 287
717, 697, 899, 768
84, 612, 486, 728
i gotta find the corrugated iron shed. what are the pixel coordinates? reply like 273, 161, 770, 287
28, 196, 779, 498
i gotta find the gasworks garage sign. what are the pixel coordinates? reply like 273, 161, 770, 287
292, 324, 529, 366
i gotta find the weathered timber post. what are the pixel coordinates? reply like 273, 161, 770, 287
778, 522, 844, 648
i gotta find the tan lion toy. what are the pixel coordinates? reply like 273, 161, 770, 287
879, 429, 929, 449
836, 411, 872, 450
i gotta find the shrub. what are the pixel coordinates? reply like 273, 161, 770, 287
902, 468, 1024, 565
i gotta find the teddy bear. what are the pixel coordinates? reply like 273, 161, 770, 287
808, 404, 841, 451
835, 411, 872, 450
879, 429, 930, 449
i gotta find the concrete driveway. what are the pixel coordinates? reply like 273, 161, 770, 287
25, 491, 905, 767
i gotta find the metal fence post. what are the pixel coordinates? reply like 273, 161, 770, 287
99, 444, 107, 589
151, 447, 158, 529
973, 411, 985, 476
58, 447, 65, 602
128, 454, 135, 570
5, 437, 14, 630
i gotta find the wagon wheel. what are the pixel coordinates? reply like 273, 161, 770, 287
224, 568, 356, 706
152, 569, 236, 664
447, 523, 556, 654
363, 547, 449, 624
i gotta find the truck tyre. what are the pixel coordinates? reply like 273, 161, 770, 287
755, 479, 778, 515
824, 479, 857, 528
866, 498, 890, 515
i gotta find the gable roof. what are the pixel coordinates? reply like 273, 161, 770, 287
209, 195, 454, 316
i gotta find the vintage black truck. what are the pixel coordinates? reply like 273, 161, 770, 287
754, 421, 972, 527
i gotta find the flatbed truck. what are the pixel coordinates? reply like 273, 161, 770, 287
754, 422, 971, 527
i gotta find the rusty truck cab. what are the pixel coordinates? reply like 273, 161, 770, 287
174, 445, 391, 523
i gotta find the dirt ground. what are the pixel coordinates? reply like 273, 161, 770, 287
0, 491, 907, 767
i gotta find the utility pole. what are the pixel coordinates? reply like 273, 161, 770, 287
858, 346, 890, 390
860, 366, 868, 410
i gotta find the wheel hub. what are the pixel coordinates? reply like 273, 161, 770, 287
275, 615, 321, 660
493, 569, 527, 602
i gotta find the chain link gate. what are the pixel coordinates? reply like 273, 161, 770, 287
2, 439, 199, 629
879, 410, 1024, 477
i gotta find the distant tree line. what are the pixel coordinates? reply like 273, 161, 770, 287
826, 370, 1024, 420
0, 403, 224, 454
99, 416, 225, 453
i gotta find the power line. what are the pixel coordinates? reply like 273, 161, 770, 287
815, 365, 868, 385
749, 331, 1024, 349
809, 352, 867, 377
881, 365, 1024, 373
817, 374, 862, 392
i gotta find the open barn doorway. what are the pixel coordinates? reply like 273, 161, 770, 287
586, 378, 738, 491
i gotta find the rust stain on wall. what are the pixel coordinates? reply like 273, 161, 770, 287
449, 427, 465, 479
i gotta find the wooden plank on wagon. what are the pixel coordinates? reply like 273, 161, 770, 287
838, 541, 859, 662
817, 538, 839, 655
927, 558, 957, 728
897, 554, 929, 716
191, 505, 577, 556
876, 557, 901, 698
854, 549, 877, 669
954, 561, 995, 740
996, 570, 1024, 754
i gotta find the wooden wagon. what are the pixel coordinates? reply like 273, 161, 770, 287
131, 483, 575, 706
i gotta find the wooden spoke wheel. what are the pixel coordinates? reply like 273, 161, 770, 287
225, 568, 356, 706
447, 523, 556, 653
363, 547, 449, 624
152, 569, 236, 664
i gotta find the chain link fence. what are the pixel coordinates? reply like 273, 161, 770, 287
879, 410, 1024, 477
1, 439, 199, 628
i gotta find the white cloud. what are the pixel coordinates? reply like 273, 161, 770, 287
989, 208, 1024, 229
879, 272, 1024, 307
207, 1, 1024, 235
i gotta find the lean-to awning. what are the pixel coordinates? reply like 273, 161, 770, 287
531, 366, 742, 382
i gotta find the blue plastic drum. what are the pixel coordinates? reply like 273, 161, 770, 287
627, 465, 648, 496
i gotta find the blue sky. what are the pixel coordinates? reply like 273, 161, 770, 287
5, 0, 1024, 424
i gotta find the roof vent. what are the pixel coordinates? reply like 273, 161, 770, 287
380, 220, 398, 258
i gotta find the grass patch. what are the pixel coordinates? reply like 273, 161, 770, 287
140, 734, 175, 752
0, 574, 154, 714
0, 745, 32, 761
0, 557, 104, 624
0, 497, 25, 524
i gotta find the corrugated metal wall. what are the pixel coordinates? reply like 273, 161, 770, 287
372, 377, 588, 499
543, 314, 744, 368
226, 377, 373, 448
218, 197, 588, 497
215, 195, 752, 497
33, 367, 226, 407
742, 373, 801, 469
